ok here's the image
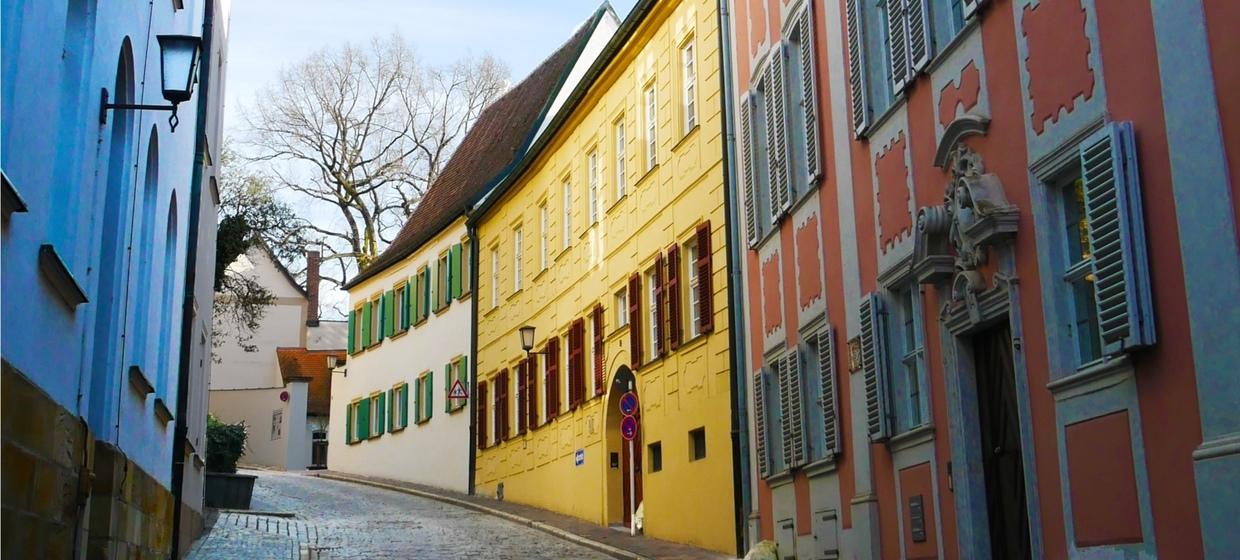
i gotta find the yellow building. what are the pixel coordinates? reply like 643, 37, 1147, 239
470, 0, 736, 553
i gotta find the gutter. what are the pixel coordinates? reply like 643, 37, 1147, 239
716, 0, 750, 554
467, 220, 480, 495
170, 1, 215, 557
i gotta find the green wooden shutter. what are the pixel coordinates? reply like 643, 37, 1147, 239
458, 359, 469, 407
1080, 122, 1155, 355
451, 244, 463, 299
345, 403, 354, 444
362, 302, 373, 347
421, 269, 431, 319
859, 293, 891, 441
403, 280, 413, 330
376, 295, 386, 343
413, 273, 423, 323
347, 311, 356, 354
400, 383, 409, 428
358, 397, 371, 439
378, 392, 387, 435
429, 262, 439, 313
444, 363, 453, 413
384, 290, 395, 337
424, 375, 434, 421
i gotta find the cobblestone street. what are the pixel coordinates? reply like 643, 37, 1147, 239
186, 470, 614, 559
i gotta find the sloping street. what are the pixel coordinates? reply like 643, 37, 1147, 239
187, 470, 612, 560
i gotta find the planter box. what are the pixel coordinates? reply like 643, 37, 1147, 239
204, 472, 257, 509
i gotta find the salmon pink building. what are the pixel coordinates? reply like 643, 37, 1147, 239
724, 0, 1239, 557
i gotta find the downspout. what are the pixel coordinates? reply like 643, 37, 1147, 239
170, 0, 214, 557
467, 219, 479, 495
716, 0, 751, 556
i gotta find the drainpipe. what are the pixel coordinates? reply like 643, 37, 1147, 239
169, 0, 214, 557
467, 220, 479, 495
716, 0, 751, 556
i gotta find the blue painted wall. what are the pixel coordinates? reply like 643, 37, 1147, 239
2, 0, 213, 489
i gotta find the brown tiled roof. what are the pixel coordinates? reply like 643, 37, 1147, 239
344, 9, 605, 289
276, 348, 345, 416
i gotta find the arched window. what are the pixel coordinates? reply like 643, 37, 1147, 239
157, 193, 179, 395
129, 127, 160, 374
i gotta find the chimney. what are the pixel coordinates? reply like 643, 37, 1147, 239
306, 250, 321, 327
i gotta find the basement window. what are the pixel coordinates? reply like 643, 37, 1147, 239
648, 441, 663, 473
689, 427, 706, 461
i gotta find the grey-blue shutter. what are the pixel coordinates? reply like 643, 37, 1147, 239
860, 293, 892, 441
798, 10, 821, 182
846, 0, 870, 136
779, 350, 806, 468
817, 326, 841, 457
740, 95, 760, 248
753, 369, 770, 478
906, 0, 931, 73
886, 0, 909, 93
765, 47, 791, 220
1079, 122, 1155, 355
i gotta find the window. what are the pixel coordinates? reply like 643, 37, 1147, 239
351, 305, 365, 352
370, 296, 382, 346
539, 202, 549, 271
686, 240, 701, 338
393, 283, 407, 333
615, 289, 628, 328
447, 356, 469, 413
614, 119, 627, 199
801, 327, 839, 462
391, 383, 408, 431
644, 84, 657, 170
681, 40, 697, 133
349, 400, 361, 442
754, 367, 786, 475
1057, 167, 1103, 365
649, 441, 663, 472
460, 239, 472, 297
562, 180, 572, 249
369, 393, 382, 437
689, 427, 706, 461
588, 150, 600, 224
415, 372, 433, 424
873, 287, 926, 435
437, 251, 451, 311
489, 248, 499, 309
512, 226, 523, 291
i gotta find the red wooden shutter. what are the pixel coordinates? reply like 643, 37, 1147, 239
497, 369, 510, 440
569, 319, 585, 409
546, 338, 560, 419
516, 361, 528, 435
696, 221, 714, 334
655, 253, 667, 357
526, 357, 538, 429
593, 305, 605, 397
628, 274, 642, 369
477, 380, 488, 448
666, 244, 683, 349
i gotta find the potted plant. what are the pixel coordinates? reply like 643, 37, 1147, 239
203, 414, 257, 508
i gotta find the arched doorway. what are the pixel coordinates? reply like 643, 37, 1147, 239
605, 365, 642, 530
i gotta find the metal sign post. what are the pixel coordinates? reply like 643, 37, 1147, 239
628, 438, 636, 536
618, 390, 640, 536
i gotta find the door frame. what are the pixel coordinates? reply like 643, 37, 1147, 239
606, 365, 642, 529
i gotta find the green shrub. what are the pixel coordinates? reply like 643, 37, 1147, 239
205, 414, 248, 474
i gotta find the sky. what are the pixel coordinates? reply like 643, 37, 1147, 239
222, 1, 636, 318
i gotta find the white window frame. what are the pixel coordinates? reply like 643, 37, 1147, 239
370, 296, 382, 341
539, 202, 549, 271
489, 247, 499, 309
615, 289, 628, 328
350, 400, 361, 440
615, 119, 627, 199
588, 150, 600, 224
646, 268, 659, 362
353, 305, 365, 349
644, 83, 658, 170
369, 394, 381, 437
392, 384, 405, 430
393, 283, 406, 331
437, 251, 450, 310
562, 180, 572, 250
513, 226, 523, 292
686, 239, 702, 338
681, 40, 697, 134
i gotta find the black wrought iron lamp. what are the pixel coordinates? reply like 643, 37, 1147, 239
518, 325, 550, 356
100, 34, 202, 132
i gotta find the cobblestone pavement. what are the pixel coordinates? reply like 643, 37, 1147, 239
187, 470, 614, 560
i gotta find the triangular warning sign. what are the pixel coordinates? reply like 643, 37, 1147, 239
448, 379, 468, 399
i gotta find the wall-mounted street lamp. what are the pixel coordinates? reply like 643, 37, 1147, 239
99, 34, 202, 132
518, 325, 549, 356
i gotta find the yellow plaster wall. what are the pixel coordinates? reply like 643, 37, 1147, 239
473, 0, 735, 553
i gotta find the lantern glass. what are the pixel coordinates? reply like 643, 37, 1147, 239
519, 325, 536, 352
157, 35, 201, 104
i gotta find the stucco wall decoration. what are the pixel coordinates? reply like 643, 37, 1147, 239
875, 132, 913, 252
938, 61, 981, 129
1022, 0, 1095, 134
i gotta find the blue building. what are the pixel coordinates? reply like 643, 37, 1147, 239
2, 0, 229, 557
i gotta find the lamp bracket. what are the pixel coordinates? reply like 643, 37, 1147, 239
99, 88, 181, 131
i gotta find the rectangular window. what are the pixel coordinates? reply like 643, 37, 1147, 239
513, 226, 523, 291
588, 150, 600, 224
370, 296, 382, 345
615, 289, 628, 328
644, 84, 657, 170
689, 427, 706, 461
686, 240, 701, 338
369, 394, 382, 436
646, 268, 659, 362
649, 441, 663, 472
886, 287, 926, 433
437, 252, 450, 311
1058, 167, 1103, 365
562, 180, 572, 249
681, 40, 696, 133
391, 384, 406, 430
460, 239, 472, 297
415, 372, 434, 424
539, 202, 549, 271
350, 400, 361, 441
353, 305, 365, 350
614, 119, 627, 199
393, 284, 406, 332
489, 248, 499, 310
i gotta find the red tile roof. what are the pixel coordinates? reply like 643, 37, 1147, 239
345, 9, 604, 289
275, 348, 345, 416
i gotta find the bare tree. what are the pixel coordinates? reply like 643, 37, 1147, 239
245, 33, 508, 286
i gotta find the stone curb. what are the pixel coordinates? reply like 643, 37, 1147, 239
216, 509, 297, 518
315, 473, 650, 560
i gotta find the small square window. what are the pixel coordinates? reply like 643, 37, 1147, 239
648, 441, 663, 472
689, 427, 706, 461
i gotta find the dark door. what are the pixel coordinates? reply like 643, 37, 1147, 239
972, 324, 1031, 559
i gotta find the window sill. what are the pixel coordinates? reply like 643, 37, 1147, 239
534, 268, 550, 282
391, 425, 406, 433
887, 423, 935, 452
765, 469, 794, 488
671, 125, 700, 153
674, 331, 709, 353
636, 164, 659, 187
607, 193, 627, 214
448, 406, 466, 415
388, 329, 409, 341
607, 324, 630, 342
507, 288, 523, 302
457, 291, 473, 302
415, 418, 431, 426
802, 457, 839, 478
484, 305, 498, 317
1047, 354, 1133, 401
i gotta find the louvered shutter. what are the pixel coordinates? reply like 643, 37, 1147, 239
517, 361, 528, 434
546, 338, 560, 419
570, 319, 586, 408
430, 262, 440, 312
886, 0, 909, 93
779, 351, 807, 468
345, 403, 354, 444
362, 301, 373, 347
593, 305, 606, 396
477, 381, 488, 448
859, 293, 892, 441
962, 0, 984, 19
451, 244, 463, 299
1080, 122, 1155, 354
526, 358, 539, 428
384, 290, 395, 338
816, 327, 841, 456
764, 49, 791, 219
654, 254, 667, 357
423, 268, 432, 320
347, 311, 356, 354
906, 0, 931, 73
846, 0, 870, 136
404, 279, 414, 329
444, 364, 454, 413
497, 370, 509, 440
798, 10, 822, 181
628, 274, 643, 369
696, 222, 715, 334
666, 246, 683, 349
358, 397, 370, 439
400, 383, 409, 429
753, 370, 770, 478
378, 391, 387, 435
411, 274, 421, 323
739, 95, 760, 247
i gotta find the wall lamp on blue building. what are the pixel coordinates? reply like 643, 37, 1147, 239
99, 34, 202, 132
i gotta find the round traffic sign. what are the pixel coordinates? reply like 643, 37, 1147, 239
620, 415, 639, 441
619, 391, 639, 416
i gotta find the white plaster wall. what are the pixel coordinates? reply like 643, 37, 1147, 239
306, 320, 347, 350
284, 381, 310, 470
208, 386, 293, 469
327, 219, 472, 492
